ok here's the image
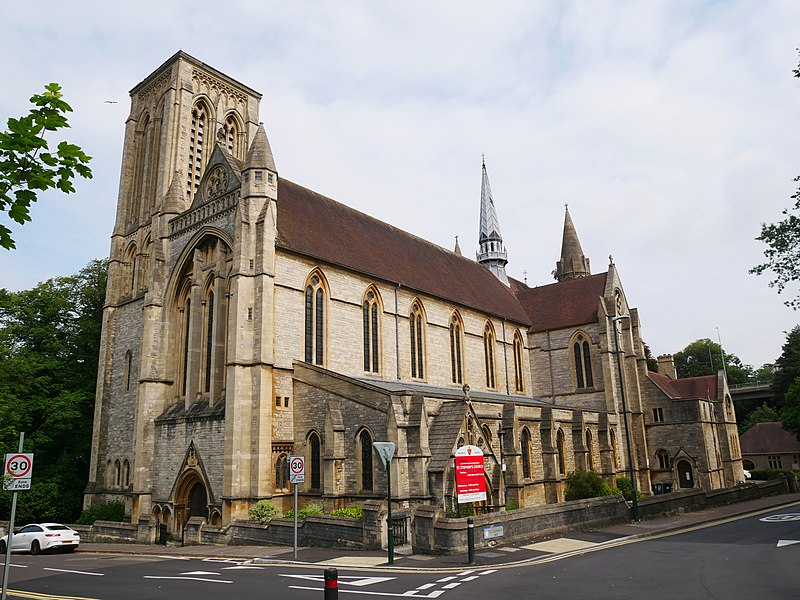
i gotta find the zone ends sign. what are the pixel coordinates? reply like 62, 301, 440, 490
3, 453, 34, 491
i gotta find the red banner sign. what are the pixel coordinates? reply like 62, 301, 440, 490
454, 445, 486, 503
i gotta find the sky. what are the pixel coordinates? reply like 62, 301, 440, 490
0, 1, 798, 369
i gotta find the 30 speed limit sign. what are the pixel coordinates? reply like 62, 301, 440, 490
289, 455, 305, 484
3, 453, 34, 491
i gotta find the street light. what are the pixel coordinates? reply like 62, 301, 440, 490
611, 314, 640, 522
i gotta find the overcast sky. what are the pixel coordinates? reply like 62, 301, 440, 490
1, 1, 798, 369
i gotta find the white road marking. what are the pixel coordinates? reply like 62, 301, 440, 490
223, 565, 264, 570
288, 586, 444, 598
777, 539, 800, 547
0, 562, 27, 568
180, 570, 219, 575
144, 575, 233, 584
443, 582, 461, 589
479, 569, 497, 575
456, 570, 475, 576
435, 576, 456, 582
760, 513, 800, 522
460, 576, 479, 581
416, 583, 435, 590
44, 568, 104, 576
280, 574, 395, 587
157, 555, 190, 560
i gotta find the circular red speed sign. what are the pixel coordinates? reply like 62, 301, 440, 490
5, 454, 32, 478
290, 456, 304, 474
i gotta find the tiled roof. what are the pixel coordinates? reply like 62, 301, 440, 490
740, 422, 800, 454
647, 372, 718, 400
276, 179, 531, 324
514, 273, 608, 332
427, 401, 467, 472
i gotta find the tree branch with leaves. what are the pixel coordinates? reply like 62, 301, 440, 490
0, 83, 92, 250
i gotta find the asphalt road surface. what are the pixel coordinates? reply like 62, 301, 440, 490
2, 504, 799, 599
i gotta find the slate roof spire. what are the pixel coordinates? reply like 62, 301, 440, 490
476, 157, 509, 286
244, 123, 276, 172
555, 204, 591, 282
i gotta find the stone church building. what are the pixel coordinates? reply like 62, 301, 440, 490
84, 52, 744, 533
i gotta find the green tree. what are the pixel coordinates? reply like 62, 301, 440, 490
0, 260, 106, 522
751, 56, 800, 308
0, 83, 92, 250
673, 338, 753, 385
741, 403, 779, 433
774, 326, 800, 436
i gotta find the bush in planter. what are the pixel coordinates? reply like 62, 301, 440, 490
249, 499, 279, 523
564, 469, 613, 501
330, 506, 363, 519
284, 502, 325, 520
76, 501, 125, 525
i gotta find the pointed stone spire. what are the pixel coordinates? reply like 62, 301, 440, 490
244, 123, 276, 172
161, 171, 185, 215
476, 157, 509, 286
555, 205, 591, 282
454, 235, 462, 256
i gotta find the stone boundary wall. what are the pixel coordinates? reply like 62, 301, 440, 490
412, 479, 792, 554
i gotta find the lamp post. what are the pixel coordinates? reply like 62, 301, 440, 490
611, 314, 640, 522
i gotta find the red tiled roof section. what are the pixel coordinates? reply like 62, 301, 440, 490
514, 273, 607, 332
276, 179, 531, 324
647, 372, 718, 399
740, 422, 800, 454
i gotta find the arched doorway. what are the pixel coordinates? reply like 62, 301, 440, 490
187, 482, 207, 519
677, 460, 694, 488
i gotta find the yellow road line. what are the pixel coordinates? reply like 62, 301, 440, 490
5, 591, 100, 600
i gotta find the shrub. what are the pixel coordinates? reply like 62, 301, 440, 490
299, 503, 324, 519
76, 501, 125, 525
614, 476, 643, 500
249, 499, 279, 523
505, 501, 519, 511
330, 506, 363, 519
564, 470, 613, 501
749, 468, 799, 481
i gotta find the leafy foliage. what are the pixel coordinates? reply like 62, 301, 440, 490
741, 403, 780, 433
248, 499, 279, 523
330, 506, 363, 519
76, 501, 125, 525
0, 83, 92, 249
673, 338, 753, 385
0, 260, 106, 522
285, 502, 325, 520
564, 469, 613, 501
614, 476, 642, 500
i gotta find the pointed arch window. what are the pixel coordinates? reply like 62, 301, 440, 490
409, 301, 426, 379
656, 449, 670, 470
203, 289, 215, 394
181, 298, 191, 396
573, 332, 594, 389
187, 103, 209, 198
125, 350, 133, 391
114, 460, 121, 487
224, 114, 240, 158
521, 428, 532, 479
124, 244, 137, 293
362, 288, 381, 373
123, 459, 130, 487
557, 428, 567, 475
513, 330, 525, 392
585, 429, 595, 471
308, 432, 322, 491
275, 454, 289, 491
304, 274, 326, 366
359, 429, 374, 491
483, 322, 496, 389
449, 312, 464, 384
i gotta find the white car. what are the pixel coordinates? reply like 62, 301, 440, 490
0, 523, 80, 554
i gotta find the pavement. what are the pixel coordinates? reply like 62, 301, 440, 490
77, 492, 800, 571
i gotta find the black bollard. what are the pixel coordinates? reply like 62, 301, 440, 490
467, 517, 475, 565
324, 567, 338, 600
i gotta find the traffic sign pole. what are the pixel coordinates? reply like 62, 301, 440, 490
2, 432, 25, 600
288, 456, 305, 559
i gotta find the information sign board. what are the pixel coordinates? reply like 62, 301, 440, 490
289, 455, 305, 484
454, 445, 486, 503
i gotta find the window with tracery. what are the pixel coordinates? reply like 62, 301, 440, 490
449, 312, 464, 384
483, 322, 496, 389
409, 301, 425, 379
656, 449, 670, 470
573, 332, 594, 389
359, 429, 374, 491
363, 288, 380, 373
513, 330, 525, 392
304, 273, 326, 365
275, 454, 289, 490
308, 432, 321, 491
224, 114, 239, 158
181, 298, 191, 396
203, 289, 215, 393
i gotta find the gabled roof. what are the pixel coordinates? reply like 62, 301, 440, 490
514, 272, 607, 332
647, 372, 718, 400
276, 178, 531, 324
740, 422, 800, 454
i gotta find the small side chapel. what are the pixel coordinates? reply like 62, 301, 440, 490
84, 51, 744, 533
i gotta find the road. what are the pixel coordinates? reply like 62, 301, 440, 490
2, 505, 799, 599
